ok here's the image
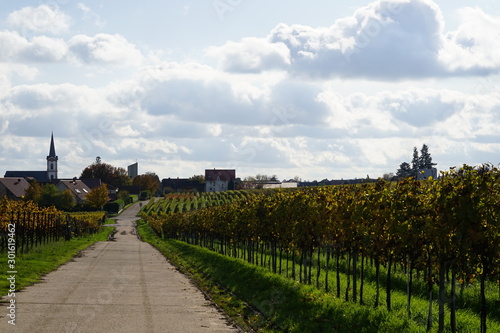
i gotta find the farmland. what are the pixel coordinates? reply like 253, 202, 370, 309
140, 165, 500, 332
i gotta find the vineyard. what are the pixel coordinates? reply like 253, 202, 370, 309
141, 190, 252, 215
141, 165, 500, 332
0, 198, 106, 254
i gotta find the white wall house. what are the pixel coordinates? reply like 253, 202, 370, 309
205, 169, 236, 192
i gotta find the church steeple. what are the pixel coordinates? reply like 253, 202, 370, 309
46, 132, 58, 180
49, 132, 56, 157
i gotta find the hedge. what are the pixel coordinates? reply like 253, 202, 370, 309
103, 199, 125, 213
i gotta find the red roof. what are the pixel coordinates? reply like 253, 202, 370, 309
205, 169, 236, 182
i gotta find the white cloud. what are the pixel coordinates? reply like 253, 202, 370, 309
210, 0, 500, 79
107, 62, 328, 128
439, 7, 500, 73
209, 0, 447, 78
0, 30, 142, 68
0, 31, 67, 62
1, 83, 122, 138
205, 37, 291, 73
68, 33, 143, 66
6, 5, 71, 35
0, 63, 39, 101
208, 124, 223, 137
77, 3, 106, 29
27, 36, 68, 61
1, 74, 499, 179
377, 89, 463, 127
1, 0, 499, 181
0, 31, 28, 61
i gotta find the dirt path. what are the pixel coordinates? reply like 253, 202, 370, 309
1, 202, 240, 332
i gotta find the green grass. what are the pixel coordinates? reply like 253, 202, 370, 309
103, 218, 116, 225
186, 238, 500, 332
0, 226, 114, 297
239, 244, 500, 331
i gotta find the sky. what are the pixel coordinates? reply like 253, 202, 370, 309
0, 0, 499, 181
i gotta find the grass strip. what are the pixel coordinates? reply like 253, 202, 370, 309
0, 226, 114, 297
103, 218, 117, 225
136, 220, 425, 333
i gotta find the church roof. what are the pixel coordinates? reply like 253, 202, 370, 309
4, 171, 49, 183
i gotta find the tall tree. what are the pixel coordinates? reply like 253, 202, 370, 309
39, 184, 61, 208
133, 172, 160, 195
24, 181, 43, 203
419, 144, 436, 169
36, 184, 75, 211
398, 144, 437, 179
189, 175, 205, 183
81, 160, 131, 187
396, 162, 413, 179
85, 184, 109, 210
411, 147, 420, 172
57, 189, 76, 211
382, 173, 395, 181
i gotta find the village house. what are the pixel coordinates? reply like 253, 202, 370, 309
56, 179, 92, 205
205, 169, 236, 192
0, 178, 30, 200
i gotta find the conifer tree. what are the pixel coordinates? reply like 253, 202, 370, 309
396, 162, 413, 178
419, 144, 436, 169
411, 147, 420, 172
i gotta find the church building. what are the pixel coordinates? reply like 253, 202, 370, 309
4, 133, 59, 183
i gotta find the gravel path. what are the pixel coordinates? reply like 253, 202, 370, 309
1, 202, 240, 332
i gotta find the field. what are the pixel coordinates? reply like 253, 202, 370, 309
0, 199, 106, 254
140, 165, 500, 332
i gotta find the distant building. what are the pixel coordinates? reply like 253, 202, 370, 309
297, 178, 368, 187
127, 162, 138, 179
262, 180, 298, 189
4, 133, 59, 183
416, 168, 438, 180
80, 178, 102, 190
79, 178, 118, 201
205, 169, 236, 192
56, 179, 91, 205
105, 183, 119, 201
0, 178, 30, 200
46, 133, 58, 180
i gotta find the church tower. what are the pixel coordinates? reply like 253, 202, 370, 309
46, 132, 58, 180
